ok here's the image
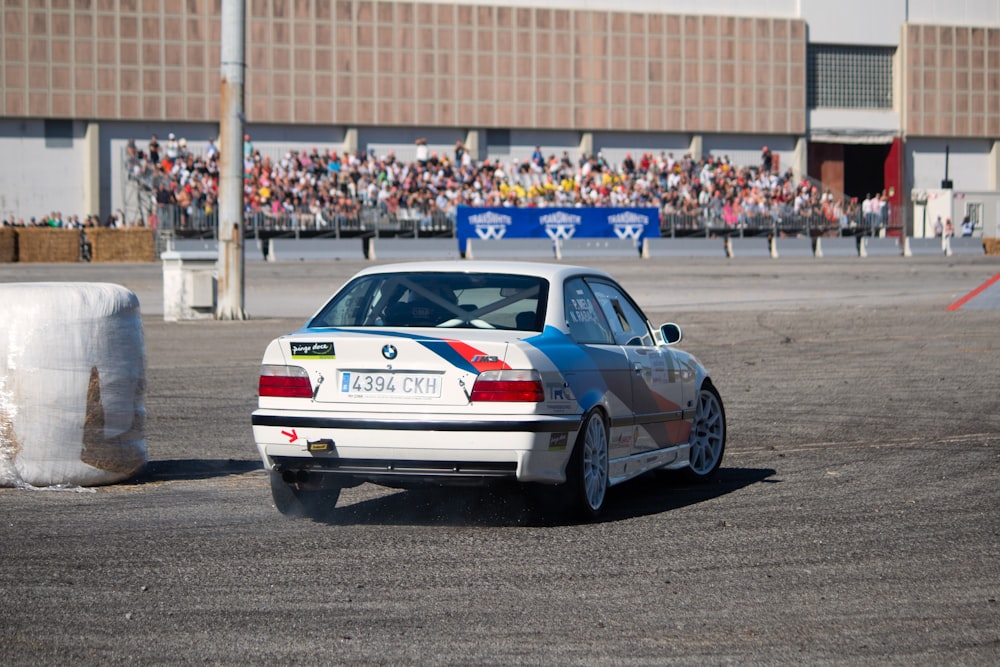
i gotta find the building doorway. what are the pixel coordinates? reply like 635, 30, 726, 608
843, 144, 890, 200
808, 141, 892, 199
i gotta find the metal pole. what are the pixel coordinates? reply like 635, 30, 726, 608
216, 0, 247, 320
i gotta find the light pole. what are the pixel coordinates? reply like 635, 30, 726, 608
216, 0, 247, 320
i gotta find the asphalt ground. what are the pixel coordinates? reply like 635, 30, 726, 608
1, 256, 999, 665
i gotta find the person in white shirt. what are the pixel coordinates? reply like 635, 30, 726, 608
164, 132, 180, 161
415, 138, 429, 166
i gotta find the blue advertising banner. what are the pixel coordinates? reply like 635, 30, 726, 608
456, 206, 660, 249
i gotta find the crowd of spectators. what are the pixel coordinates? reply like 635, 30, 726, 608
0, 211, 106, 229
0, 212, 121, 228
5, 133, 891, 234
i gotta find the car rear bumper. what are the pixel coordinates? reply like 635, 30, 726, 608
252, 410, 582, 485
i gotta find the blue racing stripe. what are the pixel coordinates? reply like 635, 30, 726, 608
301, 327, 479, 373
523, 326, 622, 411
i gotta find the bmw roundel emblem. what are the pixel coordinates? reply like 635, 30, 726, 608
382, 344, 398, 360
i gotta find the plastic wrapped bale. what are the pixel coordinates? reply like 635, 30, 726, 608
0, 283, 148, 487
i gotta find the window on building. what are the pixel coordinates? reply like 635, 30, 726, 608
807, 45, 894, 109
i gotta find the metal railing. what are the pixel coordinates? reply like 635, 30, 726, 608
151, 202, 895, 248
661, 207, 891, 238
152, 204, 456, 240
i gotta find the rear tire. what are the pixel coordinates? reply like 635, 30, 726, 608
684, 381, 726, 481
555, 410, 610, 520
269, 471, 341, 519
527, 411, 609, 522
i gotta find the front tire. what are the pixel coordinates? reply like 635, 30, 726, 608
269, 471, 341, 519
685, 382, 726, 481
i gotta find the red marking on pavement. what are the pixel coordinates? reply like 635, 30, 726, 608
281, 429, 299, 443
946, 272, 1000, 311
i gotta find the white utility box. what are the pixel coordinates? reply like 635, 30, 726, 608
161, 250, 217, 321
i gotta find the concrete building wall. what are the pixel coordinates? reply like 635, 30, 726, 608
702, 134, 798, 174
809, 110, 901, 142
439, 0, 1000, 30
907, 138, 994, 191
907, 0, 1000, 27
410, 1, 799, 19
798, 0, 907, 46
0, 2, 807, 136
0, 119, 89, 223
482, 129, 582, 166
900, 24, 1000, 139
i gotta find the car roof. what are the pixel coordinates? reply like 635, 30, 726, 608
353, 260, 614, 283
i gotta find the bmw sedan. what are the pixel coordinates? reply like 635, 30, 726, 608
252, 261, 726, 519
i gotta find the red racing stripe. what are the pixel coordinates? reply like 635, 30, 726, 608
445, 340, 511, 372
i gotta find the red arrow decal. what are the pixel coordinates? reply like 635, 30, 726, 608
281, 429, 298, 443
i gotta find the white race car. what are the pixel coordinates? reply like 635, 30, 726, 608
252, 261, 726, 519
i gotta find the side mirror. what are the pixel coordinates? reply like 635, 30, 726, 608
660, 323, 683, 345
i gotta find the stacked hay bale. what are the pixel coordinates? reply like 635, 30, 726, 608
87, 228, 156, 262
0, 227, 15, 262
16, 228, 81, 262
984, 238, 1000, 255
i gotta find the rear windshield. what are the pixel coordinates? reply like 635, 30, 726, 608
309, 272, 549, 331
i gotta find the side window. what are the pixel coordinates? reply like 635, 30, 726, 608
563, 278, 615, 344
311, 275, 381, 326
587, 280, 653, 346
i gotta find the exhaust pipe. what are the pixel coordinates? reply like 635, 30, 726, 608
282, 470, 310, 484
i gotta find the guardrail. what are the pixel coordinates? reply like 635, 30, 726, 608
151, 203, 897, 244
152, 204, 455, 240
660, 210, 890, 238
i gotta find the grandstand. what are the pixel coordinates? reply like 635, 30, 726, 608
129, 142, 880, 247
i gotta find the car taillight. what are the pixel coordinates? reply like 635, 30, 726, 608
470, 370, 544, 402
259, 365, 312, 398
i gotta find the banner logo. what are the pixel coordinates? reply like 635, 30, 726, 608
469, 211, 513, 240
608, 211, 650, 240
540, 210, 582, 240
457, 206, 659, 245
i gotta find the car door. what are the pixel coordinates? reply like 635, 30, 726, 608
562, 277, 632, 464
586, 279, 685, 455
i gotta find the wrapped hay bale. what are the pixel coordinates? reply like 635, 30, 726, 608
17, 228, 82, 262
0, 283, 148, 487
87, 228, 157, 262
0, 227, 16, 262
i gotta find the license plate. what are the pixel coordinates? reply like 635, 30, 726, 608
338, 371, 443, 398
